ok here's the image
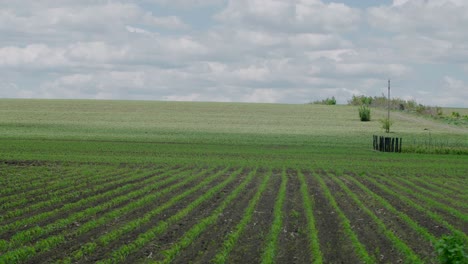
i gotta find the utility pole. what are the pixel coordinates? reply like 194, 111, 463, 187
387, 79, 390, 133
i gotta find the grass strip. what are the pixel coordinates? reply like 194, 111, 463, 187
314, 173, 374, 264
95, 167, 243, 264
297, 170, 322, 264
332, 175, 422, 263
212, 169, 270, 264
260, 168, 287, 264
361, 174, 468, 244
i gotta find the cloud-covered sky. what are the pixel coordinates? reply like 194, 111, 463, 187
1, 0, 467, 107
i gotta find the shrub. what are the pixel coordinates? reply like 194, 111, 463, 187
452, 112, 461, 119
348, 95, 372, 106
434, 234, 467, 264
358, 105, 371, 121
313, 97, 336, 105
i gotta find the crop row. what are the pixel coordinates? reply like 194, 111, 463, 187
0, 166, 189, 258
1, 165, 466, 263
0, 166, 138, 220
0, 165, 79, 198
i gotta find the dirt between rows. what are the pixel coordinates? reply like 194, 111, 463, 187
125, 168, 252, 263
146, 169, 265, 264
0, 169, 135, 226
0, 167, 75, 199
4, 164, 463, 264
276, 169, 310, 264
351, 174, 452, 261
363, 174, 466, 234
413, 179, 468, 202
26, 167, 210, 264
225, 169, 281, 264
0, 169, 168, 240
303, 171, 362, 264
388, 176, 468, 215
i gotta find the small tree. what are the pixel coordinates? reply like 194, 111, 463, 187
380, 118, 393, 133
358, 105, 371, 121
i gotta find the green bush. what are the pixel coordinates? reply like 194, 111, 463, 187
349, 95, 373, 106
313, 96, 336, 105
435, 234, 468, 264
358, 105, 371, 121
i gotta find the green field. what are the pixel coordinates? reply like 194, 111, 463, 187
0, 99, 467, 263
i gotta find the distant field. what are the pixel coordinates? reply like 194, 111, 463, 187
0, 99, 467, 263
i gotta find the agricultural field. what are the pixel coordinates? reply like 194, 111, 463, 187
0, 99, 467, 263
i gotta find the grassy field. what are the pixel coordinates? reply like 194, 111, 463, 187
0, 99, 467, 263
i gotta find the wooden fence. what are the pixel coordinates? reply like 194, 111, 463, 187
373, 135, 402, 153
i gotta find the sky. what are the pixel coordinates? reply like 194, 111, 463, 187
0, 0, 467, 107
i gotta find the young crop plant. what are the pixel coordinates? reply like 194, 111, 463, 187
374, 175, 468, 223
331, 175, 422, 263
0, 167, 155, 236
94, 167, 245, 264
1, 167, 187, 260
394, 176, 468, 210
156, 169, 260, 264
261, 168, 287, 264
297, 170, 322, 264
2, 168, 167, 246
0, 169, 125, 220
344, 174, 437, 244
361, 175, 468, 244
62, 166, 224, 263
212, 169, 271, 264
313, 173, 374, 264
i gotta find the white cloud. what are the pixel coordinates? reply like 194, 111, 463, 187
216, 0, 360, 33
0, 1, 467, 106
144, 0, 225, 8
0, 44, 68, 68
427, 76, 468, 107
242, 88, 284, 103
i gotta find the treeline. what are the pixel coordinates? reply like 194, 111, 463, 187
348, 94, 444, 117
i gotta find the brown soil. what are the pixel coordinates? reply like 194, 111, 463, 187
0, 169, 133, 220
368, 175, 468, 233
353, 175, 452, 260
324, 175, 403, 263
389, 177, 468, 214
276, 169, 311, 264
28, 168, 216, 264
145, 170, 263, 264
225, 169, 281, 264
302, 171, 362, 264
0, 170, 170, 240
82, 168, 246, 263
